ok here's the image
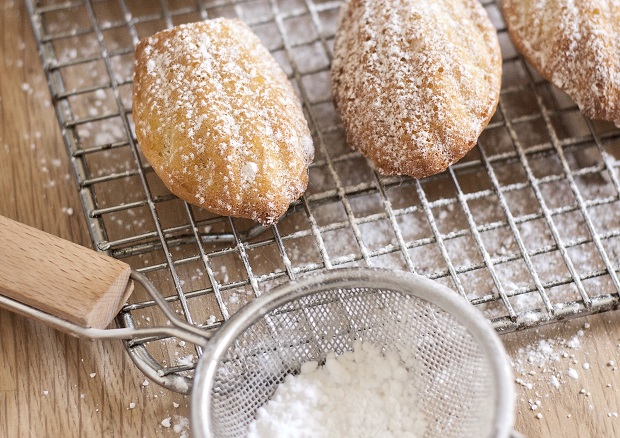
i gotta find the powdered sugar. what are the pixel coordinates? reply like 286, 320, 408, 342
512, 327, 585, 378
502, 0, 620, 125
508, 320, 620, 423
331, 0, 501, 178
549, 375, 560, 388
173, 415, 189, 435
177, 355, 195, 367
241, 161, 259, 182
133, 18, 314, 225
247, 341, 427, 438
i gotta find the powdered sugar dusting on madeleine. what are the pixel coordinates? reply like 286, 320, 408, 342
502, 0, 620, 126
331, 0, 502, 179
133, 19, 314, 225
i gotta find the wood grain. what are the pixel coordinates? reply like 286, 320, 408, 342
0, 1, 190, 437
504, 315, 620, 438
0, 215, 133, 330
1, 0, 620, 437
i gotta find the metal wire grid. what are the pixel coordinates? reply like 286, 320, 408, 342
25, 0, 620, 392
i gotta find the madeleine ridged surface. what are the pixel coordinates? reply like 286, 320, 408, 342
502, 0, 620, 126
133, 19, 314, 225
331, 0, 502, 179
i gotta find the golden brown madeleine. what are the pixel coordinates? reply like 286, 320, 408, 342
133, 19, 314, 225
331, 0, 502, 179
502, 0, 620, 126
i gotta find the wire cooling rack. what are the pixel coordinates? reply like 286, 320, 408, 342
26, 0, 620, 392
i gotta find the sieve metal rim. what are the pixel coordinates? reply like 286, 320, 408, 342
190, 267, 516, 438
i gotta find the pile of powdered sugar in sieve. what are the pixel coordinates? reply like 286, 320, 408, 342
247, 341, 427, 438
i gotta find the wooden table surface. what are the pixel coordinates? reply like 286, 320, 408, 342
1, 1, 619, 437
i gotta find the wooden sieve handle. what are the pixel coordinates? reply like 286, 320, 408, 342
0, 215, 133, 332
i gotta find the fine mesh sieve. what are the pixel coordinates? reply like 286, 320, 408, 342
191, 268, 516, 438
0, 216, 515, 436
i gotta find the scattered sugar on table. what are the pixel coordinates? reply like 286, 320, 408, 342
247, 341, 427, 438
177, 355, 195, 367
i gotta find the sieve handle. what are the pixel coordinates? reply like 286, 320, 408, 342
0, 215, 133, 332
